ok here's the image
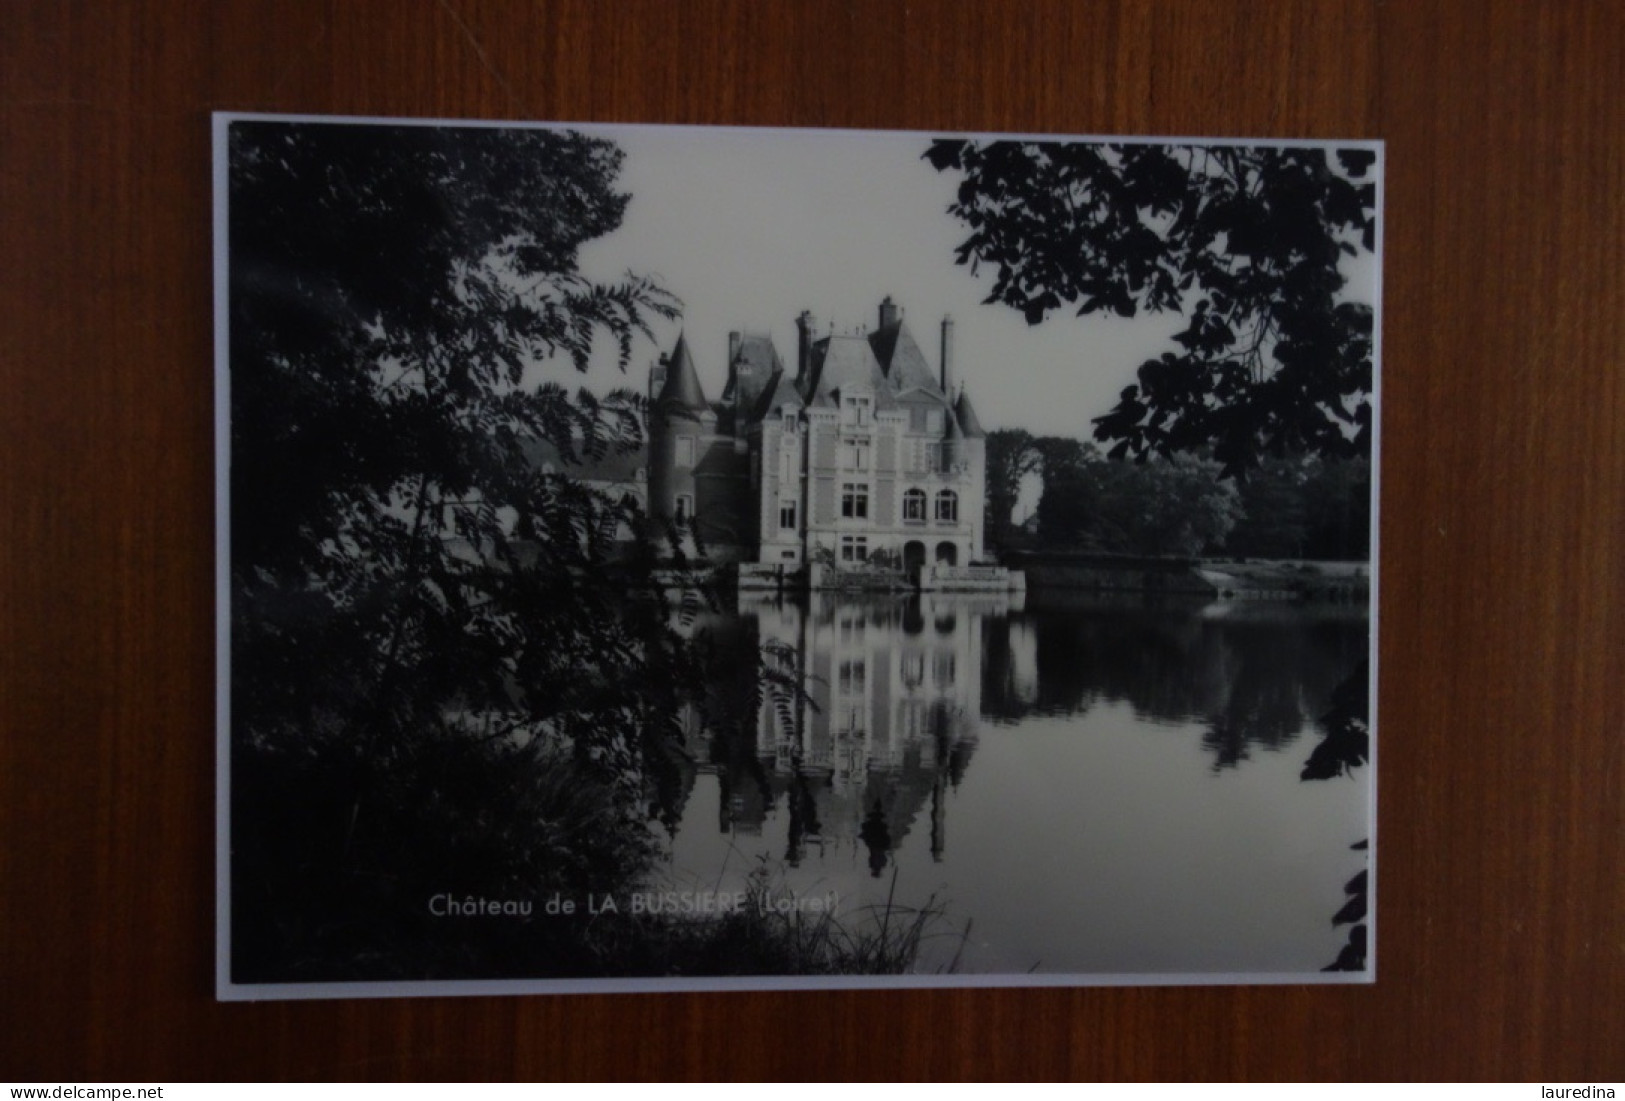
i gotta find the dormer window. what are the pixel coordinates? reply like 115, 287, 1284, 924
842, 395, 872, 427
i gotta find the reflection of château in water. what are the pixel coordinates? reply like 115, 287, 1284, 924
657, 589, 1367, 876
684, 592, 1009, 874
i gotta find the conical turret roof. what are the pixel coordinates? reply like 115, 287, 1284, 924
953, 389, 987, 438
656, 333, 709, 417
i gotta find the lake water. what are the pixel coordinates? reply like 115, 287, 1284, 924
651, 589, 1371, 977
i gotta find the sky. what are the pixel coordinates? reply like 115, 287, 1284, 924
539, 124, 1188, 440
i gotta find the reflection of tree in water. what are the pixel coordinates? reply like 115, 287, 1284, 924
983, 598, 1366, 773
1199, 626, 1320, 770
981, 595, 1372, 971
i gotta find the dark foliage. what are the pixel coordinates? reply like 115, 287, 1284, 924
1036, 445, 1241, 557
925, 140, 1376, 476
996, 429, 1366, 561
225, 121, 742, 980
1224, 455, 1371, 559
1300, 659, 1371, 972
984, 428, 1042, 553
1322, 854, 1370, 972
1301, 659, 1370, 781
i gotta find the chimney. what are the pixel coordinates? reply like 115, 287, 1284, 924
878, 296, 901, 330
795, 310, 814, 385
728, 331, 742, 365
940, 314, 955, 393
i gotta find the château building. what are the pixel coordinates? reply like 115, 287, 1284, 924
646, 297, 988, 571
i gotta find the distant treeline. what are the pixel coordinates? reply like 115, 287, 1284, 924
986, 429, 1370, 560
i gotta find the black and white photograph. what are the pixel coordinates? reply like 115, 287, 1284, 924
215, 115, 1380, 998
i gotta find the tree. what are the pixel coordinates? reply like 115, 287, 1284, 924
230, 122, 674, 578
924, 140, 1377, 476
1301, 455, 1372, 559
1221, 452, 1371, 559
226, 122, 720, 979
1038, 446, 1240, 557
984, 428, 1041, 552
1223, 455, 1312, 558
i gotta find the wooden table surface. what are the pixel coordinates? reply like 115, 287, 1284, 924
3, 0, 1621, 1082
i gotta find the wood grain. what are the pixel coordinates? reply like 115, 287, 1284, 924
2, 0, 1621, 1081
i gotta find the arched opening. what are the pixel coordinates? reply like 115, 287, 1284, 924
935, 541, 958, 566
903, 540, 926, 571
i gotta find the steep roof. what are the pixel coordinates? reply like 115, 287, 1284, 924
954, 389, 987, 438
802, 335, 898, 410
655, 333, 708, 417
892, 385, 953, 410
749, 367, 804, 422
722, 333, 783, 416
868, 320, 940, 394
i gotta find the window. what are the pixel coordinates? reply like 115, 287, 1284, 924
898, 699, 924, 739
676, 436, 695, 466
910, 438, 936, 474
901, 653, 925, 690
935, 489, 958, 523
926, 410, 944, 433
902, 488, 927, 523
839, 535, 869, 563
674, 494, 693, 524
842, 395, 872, 426
841, 439, 870, 471
933, 652, 957, 688
838, 659, 867, 694
911, 440, 946, 474
841, 483, 869, 519
779, 499, 798, 530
